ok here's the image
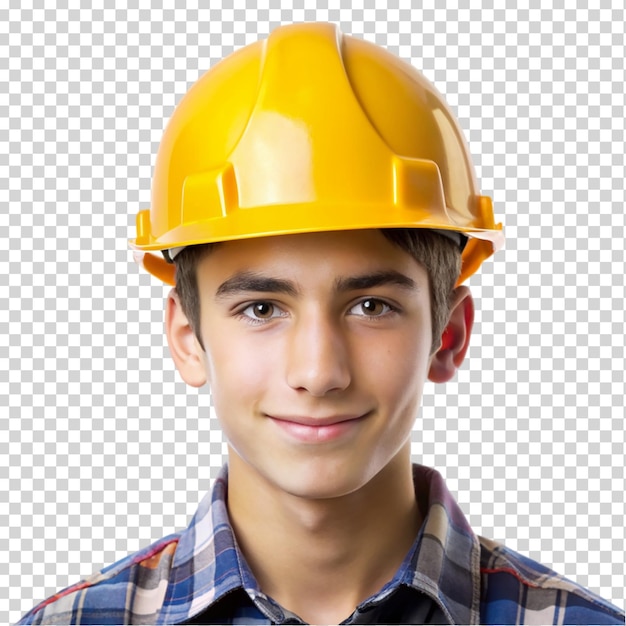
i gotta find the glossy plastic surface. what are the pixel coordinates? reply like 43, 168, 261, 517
130, 22, 503, 285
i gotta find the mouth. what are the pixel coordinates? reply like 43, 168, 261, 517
266, 413, 368, 443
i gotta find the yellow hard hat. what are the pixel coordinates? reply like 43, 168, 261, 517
130, 22, 503, 286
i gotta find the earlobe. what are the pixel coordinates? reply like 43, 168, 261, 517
165, 289, 207, 388
428, 286, 474, 384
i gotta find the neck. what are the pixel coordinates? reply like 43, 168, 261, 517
227, 446, 422, 624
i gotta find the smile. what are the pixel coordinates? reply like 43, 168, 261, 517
267, 414, 368, 444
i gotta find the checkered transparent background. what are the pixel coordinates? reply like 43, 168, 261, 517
2, 3, 624, 622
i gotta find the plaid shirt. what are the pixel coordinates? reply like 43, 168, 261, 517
18, 465, 624, 625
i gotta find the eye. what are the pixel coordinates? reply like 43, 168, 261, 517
239, 301, 285, 322
349, 298, 395, 317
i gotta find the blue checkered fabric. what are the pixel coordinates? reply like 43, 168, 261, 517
17, 465, 624, 625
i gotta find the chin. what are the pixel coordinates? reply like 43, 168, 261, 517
257, 454, 385, 501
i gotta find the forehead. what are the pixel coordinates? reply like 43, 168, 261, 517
194, 230, 427, 284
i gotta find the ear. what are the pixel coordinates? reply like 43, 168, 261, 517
165, 288, 207, 388
428, 286, 474, 384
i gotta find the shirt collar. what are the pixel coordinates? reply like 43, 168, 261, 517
402, 465, 481, 624
159, 464, 481, 625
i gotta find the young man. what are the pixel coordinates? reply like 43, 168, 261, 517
19, 22, 624, 626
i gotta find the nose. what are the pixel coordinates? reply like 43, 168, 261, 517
285, 313, 351, 396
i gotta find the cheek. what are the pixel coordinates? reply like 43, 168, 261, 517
369, 334, 430, 413
203, 331, 276, 411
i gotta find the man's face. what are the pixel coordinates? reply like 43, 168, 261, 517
190, 230, 435, 500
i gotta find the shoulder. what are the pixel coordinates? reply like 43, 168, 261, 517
478, 536, 625, 625
16, 534, 180, 626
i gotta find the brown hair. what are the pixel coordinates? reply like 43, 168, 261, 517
173, 229, 462, 353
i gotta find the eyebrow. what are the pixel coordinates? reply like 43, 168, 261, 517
215, 272, 298, 299
334, 270, 418, 293
214, 270, 418, 300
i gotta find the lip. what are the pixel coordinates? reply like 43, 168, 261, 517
270, 414, 364, 427
267, 413, 368, 443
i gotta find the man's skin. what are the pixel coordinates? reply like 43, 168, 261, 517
165, 230, 473, 624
